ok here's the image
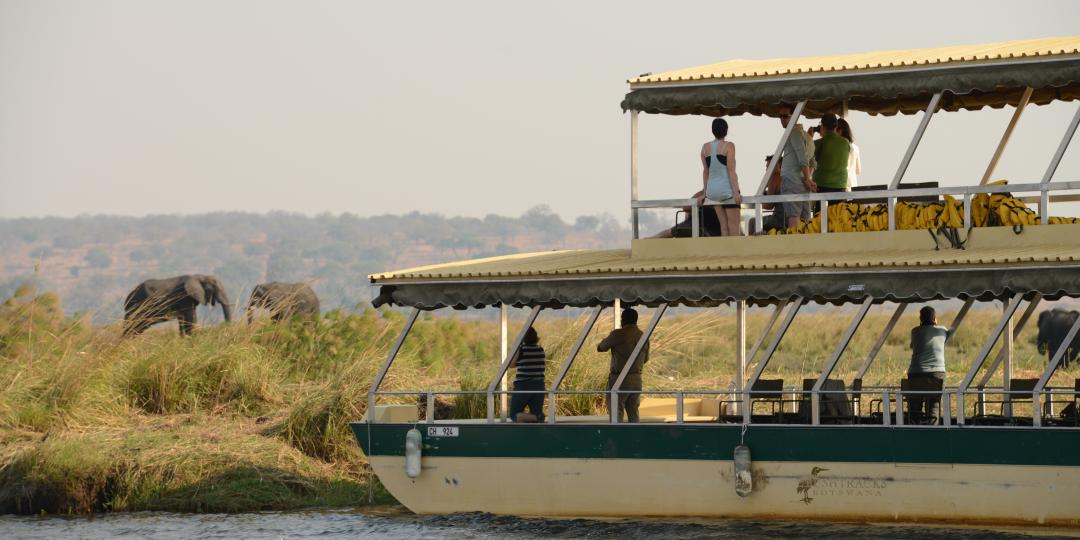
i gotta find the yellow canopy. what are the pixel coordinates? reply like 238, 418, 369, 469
622, 36, 1080, 117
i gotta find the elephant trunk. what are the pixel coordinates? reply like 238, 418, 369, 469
221, 300, 233, 322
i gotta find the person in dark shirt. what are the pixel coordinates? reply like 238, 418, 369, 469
597, 308, 650, 422
508, 326, 547, 421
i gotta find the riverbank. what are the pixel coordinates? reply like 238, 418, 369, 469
1, 285, 1069, 514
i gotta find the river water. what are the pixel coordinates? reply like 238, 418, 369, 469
1, 508, 1076, 539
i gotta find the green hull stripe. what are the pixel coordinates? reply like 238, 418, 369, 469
351, 423, 1080, 467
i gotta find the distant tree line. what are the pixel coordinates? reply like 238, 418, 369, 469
0, 207, 646, 323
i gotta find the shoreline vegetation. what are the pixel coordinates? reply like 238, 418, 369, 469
1, 284, 1074, 515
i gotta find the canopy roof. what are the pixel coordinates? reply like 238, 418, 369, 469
621, 36, 1080, 117
370, 227, 1080, 310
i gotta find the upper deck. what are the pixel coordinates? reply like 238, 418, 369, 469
371, 36, 1080, 311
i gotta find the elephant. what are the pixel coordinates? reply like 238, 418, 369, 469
1036, 308, 1080, 369
246, 282, 320, 322
123, 275, 232, 336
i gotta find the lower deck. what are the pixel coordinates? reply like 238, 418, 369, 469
353, 422, 1080, 526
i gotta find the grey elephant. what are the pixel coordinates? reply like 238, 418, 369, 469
123, 275, 232, 336
1036, 308, 1080, 369
246, 282, 320, 322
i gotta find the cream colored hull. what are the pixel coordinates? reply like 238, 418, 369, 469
371, 455, 1080, 526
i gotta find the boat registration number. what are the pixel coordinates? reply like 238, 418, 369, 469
427, 426, 459, 437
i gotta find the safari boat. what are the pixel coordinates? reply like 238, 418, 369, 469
353, 37, 1080, 527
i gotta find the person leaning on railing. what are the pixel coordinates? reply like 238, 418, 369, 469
597, 308, 650, 422
776, 105, 817, 229
908, 306, 953, 424
507, 326, 547, 422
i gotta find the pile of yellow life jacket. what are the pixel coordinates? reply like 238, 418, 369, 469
769, 180, 1080, 235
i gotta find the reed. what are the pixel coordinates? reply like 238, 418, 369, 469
0, 285, 1075, 514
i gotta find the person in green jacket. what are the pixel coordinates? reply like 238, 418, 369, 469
810, 114, 850, 198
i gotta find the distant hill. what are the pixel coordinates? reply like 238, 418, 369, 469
0, 207, 660, 323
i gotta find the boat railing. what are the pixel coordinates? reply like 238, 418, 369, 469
631, 179, 1080, 238
369, 385, 1079, 428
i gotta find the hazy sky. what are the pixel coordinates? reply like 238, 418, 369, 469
1, 0, 1078, 222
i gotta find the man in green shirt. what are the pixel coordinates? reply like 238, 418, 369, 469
810, 114, 850, 195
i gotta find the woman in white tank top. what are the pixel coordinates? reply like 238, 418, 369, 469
700, 118, 743, 236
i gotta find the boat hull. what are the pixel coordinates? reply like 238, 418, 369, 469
352, 423, 1080, 526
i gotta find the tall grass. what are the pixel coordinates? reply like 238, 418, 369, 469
0, 284, 1076, 514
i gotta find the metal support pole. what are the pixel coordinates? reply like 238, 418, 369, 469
980, 87, 1032, 185
367, 308, 420, 423
735, 301, 747, 414
887, 197, 896, 231
963, 194, 972, 228
812, 297, 873, 424
855, 303, 907, 380
820, 200, 829, 234
487, 306, 542, 423
958, 295, 1024, 423
691, 204, 700, 238
949, 298, 975, 336
548, 306, 603, 423
758, 101, 806, 195
1032, 311, 1080, 427
611, 305, 667, 423
743, 297, 806, 424
977, 295, 1042, 389
500, 304, 509, 417
895, 391, 904, 426
1041, 103, 1080, 184
942, 392, 952, 427
890, 92, 942, 189
1002, 302, 1014, 417
631, 110, 640, 240
746, 299, 789, 379
613, 298, 622, 329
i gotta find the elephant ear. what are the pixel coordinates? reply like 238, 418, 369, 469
183, 277, 207, 305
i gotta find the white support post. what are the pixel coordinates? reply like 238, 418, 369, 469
1002, 302, 1014, 418
367, 308, 421, 423
610, 305, 667, 423
977, 295, 1043, 390
743, 297, 805, 424
613, 298, 622, 329
691, 204, 700, 238
548, 306, 603, 424
820, 200, 829, 234
887, 197, 896, 231
963, 194, 972, 228
500, 304, 509, 418
1042, 103, 1080, 184
735, 301, 747, 415
980, 87, 1032, 185
488, 306, 542, 423
890, 92, 942, 189
942, 392, 952, 427
758, 101, 806, 195
630, 110, 640, 239
745, 299, 789, 377
855, 303, 907, 380
958, 296, 1024, 423
812, 297, 873, 424
895, 391, 904, 426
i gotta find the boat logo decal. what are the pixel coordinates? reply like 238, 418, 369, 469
796, 467, 889, 504
796, 467, 829, 504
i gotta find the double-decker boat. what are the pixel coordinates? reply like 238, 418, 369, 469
353, 36, 1080, 526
